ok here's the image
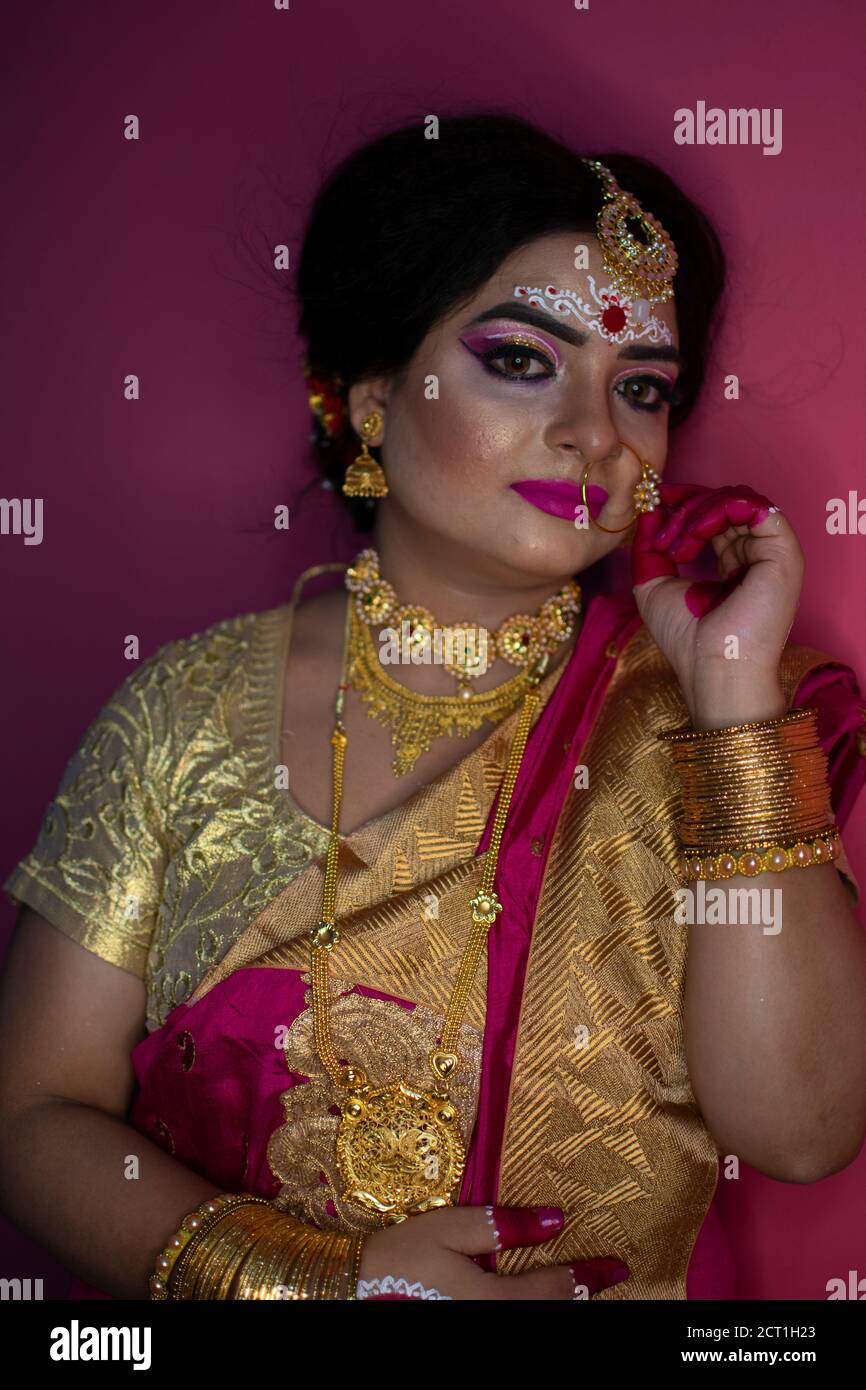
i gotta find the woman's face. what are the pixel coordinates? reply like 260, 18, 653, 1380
349, 231, 682, 587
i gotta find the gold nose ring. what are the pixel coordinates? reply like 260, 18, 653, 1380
580, 442, 662, 533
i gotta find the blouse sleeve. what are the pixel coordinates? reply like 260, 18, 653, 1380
2, 644, 180, 979
790, 661, 866, 903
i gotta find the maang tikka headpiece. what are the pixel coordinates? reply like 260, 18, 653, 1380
514, 158, 679, 347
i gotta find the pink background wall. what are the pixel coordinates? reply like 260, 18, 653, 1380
2, 0, 864, 1299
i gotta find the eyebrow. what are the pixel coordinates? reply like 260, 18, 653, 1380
465, 301, 686, 368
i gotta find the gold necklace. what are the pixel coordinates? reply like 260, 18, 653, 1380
309, 593, 549, 1223
345, 548, 581, 775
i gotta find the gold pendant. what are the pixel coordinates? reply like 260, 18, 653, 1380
336, 1078, 466, 1222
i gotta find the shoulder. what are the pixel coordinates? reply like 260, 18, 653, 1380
287, 586, 346, 657
49, 602, 292, 809
98, 601, 291, 730
128, 601, 291, 699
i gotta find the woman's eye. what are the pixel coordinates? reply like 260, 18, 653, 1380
478, 344, 557, 382
616, 375, 677, 412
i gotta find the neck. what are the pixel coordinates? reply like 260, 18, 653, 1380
374, 512, 575, 627
364, 511, 580, 696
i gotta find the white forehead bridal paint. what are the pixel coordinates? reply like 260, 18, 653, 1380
513, 277, 673, 346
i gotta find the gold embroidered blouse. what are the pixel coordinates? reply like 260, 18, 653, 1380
3, 601, 567, 1034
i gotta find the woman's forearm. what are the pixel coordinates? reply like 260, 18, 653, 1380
683, 861, 866, 1180
0, 1097, 222, 1298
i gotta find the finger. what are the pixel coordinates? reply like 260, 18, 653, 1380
430, 1203, 564, 1257
653, 490, 713, 549
490, 1257, 630, 1301
633, 483, 717, 586
658, 481, 709, 509
637, 483, 778, 580
737, 506, 804, 577
744, 505, 790, 540
487, 1205, 565, 1252
570, 1257, 631, 1298
632, 509, 678, 586
655, 483, 767, 552
684, 485, 774, 541
683, 568, 747, 619
709, 530, 748, 576
667, 530, 706, 565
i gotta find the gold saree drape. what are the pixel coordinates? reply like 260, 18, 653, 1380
187, 619, 847, 1296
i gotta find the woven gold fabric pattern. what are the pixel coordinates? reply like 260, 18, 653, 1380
494, 628, 841, 1299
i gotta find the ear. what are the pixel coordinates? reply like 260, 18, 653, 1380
346, 375, 392, 444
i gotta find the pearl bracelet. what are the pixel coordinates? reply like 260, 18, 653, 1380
148, 1192, 266, 1300
679, 829, 841, 882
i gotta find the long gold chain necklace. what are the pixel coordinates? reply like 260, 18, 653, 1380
308, 592, 552, 1223
344, 548, 581, 775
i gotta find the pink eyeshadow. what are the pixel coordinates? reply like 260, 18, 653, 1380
460, 325, 562, 369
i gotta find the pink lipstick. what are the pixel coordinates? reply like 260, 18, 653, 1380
510, 478, 608, 520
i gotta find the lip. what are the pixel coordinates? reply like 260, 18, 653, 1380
510, 478, 608, 520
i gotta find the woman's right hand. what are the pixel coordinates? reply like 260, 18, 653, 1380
356, 1204, 630, 1300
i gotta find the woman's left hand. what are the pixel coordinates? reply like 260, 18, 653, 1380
630, 482, 804, 730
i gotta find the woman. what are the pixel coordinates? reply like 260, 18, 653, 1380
1, 113, 865, 1302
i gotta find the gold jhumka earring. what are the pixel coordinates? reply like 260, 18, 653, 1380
342, 411, 388, 497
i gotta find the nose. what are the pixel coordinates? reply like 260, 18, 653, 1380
567, 440, 643, 489
548, 383, 620, 467
573, 440, 649, 536
554, 423, 637, 480
546, 396, 644, 493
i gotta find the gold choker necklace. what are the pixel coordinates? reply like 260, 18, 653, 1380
344, 548, 581, 775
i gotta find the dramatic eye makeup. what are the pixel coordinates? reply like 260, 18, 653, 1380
613, 374, 683, 413
460, 313, 685, 411
459, 327, 561, 384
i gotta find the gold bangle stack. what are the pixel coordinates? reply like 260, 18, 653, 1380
148, 1193, 263, 1299
658, 708, 841, 881
165, 1198, 365, 1300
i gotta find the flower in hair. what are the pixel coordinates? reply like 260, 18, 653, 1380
303, 356, 348, 438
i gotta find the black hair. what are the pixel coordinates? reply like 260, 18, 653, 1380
296, 111, 726, 531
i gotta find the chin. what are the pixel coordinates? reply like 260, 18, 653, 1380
484, 534, 596, 584
504, 515, 605, 578
486, 491, 604, 579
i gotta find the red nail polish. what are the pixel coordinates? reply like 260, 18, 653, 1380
534, 1206, 565, 1232
490, 1204, 564, 1250
570, 1258, 630, 1295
